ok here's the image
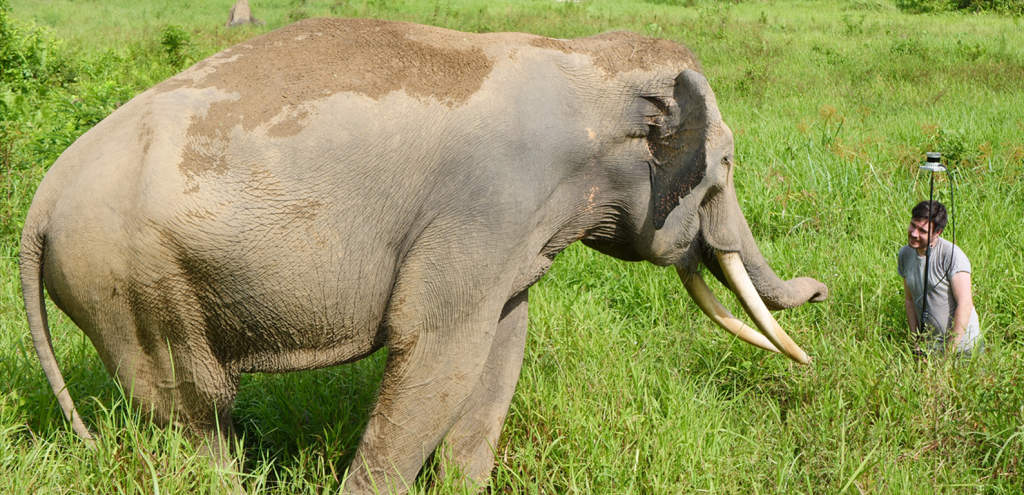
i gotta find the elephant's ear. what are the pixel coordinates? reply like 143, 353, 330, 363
648, 69, 721, 230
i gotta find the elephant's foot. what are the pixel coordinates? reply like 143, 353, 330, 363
195, 418, 244, 493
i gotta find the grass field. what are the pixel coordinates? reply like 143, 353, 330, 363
2, 0, 1023, 493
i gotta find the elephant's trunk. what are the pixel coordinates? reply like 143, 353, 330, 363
699, 234, 828, 311
726, 228, 828, 311
698, 175, 828, 311
684, 173, 827, 364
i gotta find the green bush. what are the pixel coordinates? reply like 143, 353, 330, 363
0, 0, 74, 113
951, 0, 1024, 13
897, 0, 1024, 13
160, 23, 192, 68
0, 1, 154, 253
1, 0, 75, 248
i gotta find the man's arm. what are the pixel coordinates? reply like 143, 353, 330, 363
950, 271, 975, 349
903, 278, 919, 337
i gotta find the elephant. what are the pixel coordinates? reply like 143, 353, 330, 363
20, 17, 827, 493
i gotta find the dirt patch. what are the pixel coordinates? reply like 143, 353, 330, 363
266, 107, 311, 139
159, 18, 495, 186
529, 31, 702, 78
179, 133, 231, 193
159, 18, 494, 141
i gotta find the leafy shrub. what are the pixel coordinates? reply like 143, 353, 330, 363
896, 0, 1024, 13
0, 0, 75, 106
645, 0, 698, 5
1, 0, 77, 247
895, 0, 954, 12
890, 35, 927, 58
160, 24, 192, 68
289, 0, 311, 22
951, 0, 1024, 13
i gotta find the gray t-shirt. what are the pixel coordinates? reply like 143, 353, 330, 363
897, 237, 980, 352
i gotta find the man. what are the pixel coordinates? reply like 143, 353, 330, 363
898, 200, 980, 356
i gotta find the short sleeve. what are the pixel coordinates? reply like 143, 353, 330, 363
897, 245, 912, 279
947, 245, 972, 278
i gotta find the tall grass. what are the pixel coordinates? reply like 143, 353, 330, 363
1, 0, 1022, 493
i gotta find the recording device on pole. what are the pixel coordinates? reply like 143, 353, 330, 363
921, 151, 945, 173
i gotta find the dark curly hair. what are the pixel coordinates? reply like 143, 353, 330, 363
911, 200, 947, 233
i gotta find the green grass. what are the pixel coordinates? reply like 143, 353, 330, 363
2, 0, 1023, 493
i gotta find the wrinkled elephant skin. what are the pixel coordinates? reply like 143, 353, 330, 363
20, 18, 826, 494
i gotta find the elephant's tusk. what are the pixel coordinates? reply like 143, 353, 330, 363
716, 251, 811, 364
677, 267, 782, 354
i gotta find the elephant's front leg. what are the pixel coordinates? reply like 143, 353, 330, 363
342, 279, 507, 494
437, 289, 528, 489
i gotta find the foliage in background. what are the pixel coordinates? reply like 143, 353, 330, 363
160, 23, 194, 68
896, 0, 1024, 14
1, 0, 72, 246
0, 0, 74, 98
1, 0, 1022, 493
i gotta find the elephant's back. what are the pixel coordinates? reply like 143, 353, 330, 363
152, 17, 497, 121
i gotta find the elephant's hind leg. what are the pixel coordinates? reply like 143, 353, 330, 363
115, 279, 243, 472
437, 290, 529, 490
102, 324, 242, 477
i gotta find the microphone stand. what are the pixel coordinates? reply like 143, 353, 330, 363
919, 152, 945, 339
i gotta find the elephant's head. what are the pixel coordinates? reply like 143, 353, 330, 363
583, 69, 827, 364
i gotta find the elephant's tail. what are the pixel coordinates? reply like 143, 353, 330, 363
20, 227, 96, 445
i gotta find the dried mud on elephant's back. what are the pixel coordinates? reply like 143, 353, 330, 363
157, 17, 496, 142
529, 32, 703, 79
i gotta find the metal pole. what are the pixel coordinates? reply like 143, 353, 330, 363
918, 152, 945, 337
921, 174, 934, 335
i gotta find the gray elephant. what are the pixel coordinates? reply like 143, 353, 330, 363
20, 18, 827, 493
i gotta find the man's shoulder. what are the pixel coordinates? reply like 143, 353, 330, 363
951, 242, 970, 262
897, 244, 917, 277
942, 239, 973, 274
937, 238, 970, 260
897, 244, 917, 261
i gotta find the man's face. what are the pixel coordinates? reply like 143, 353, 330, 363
908, 217, 941, 251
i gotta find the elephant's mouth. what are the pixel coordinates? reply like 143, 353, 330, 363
675, 251, 811, 364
